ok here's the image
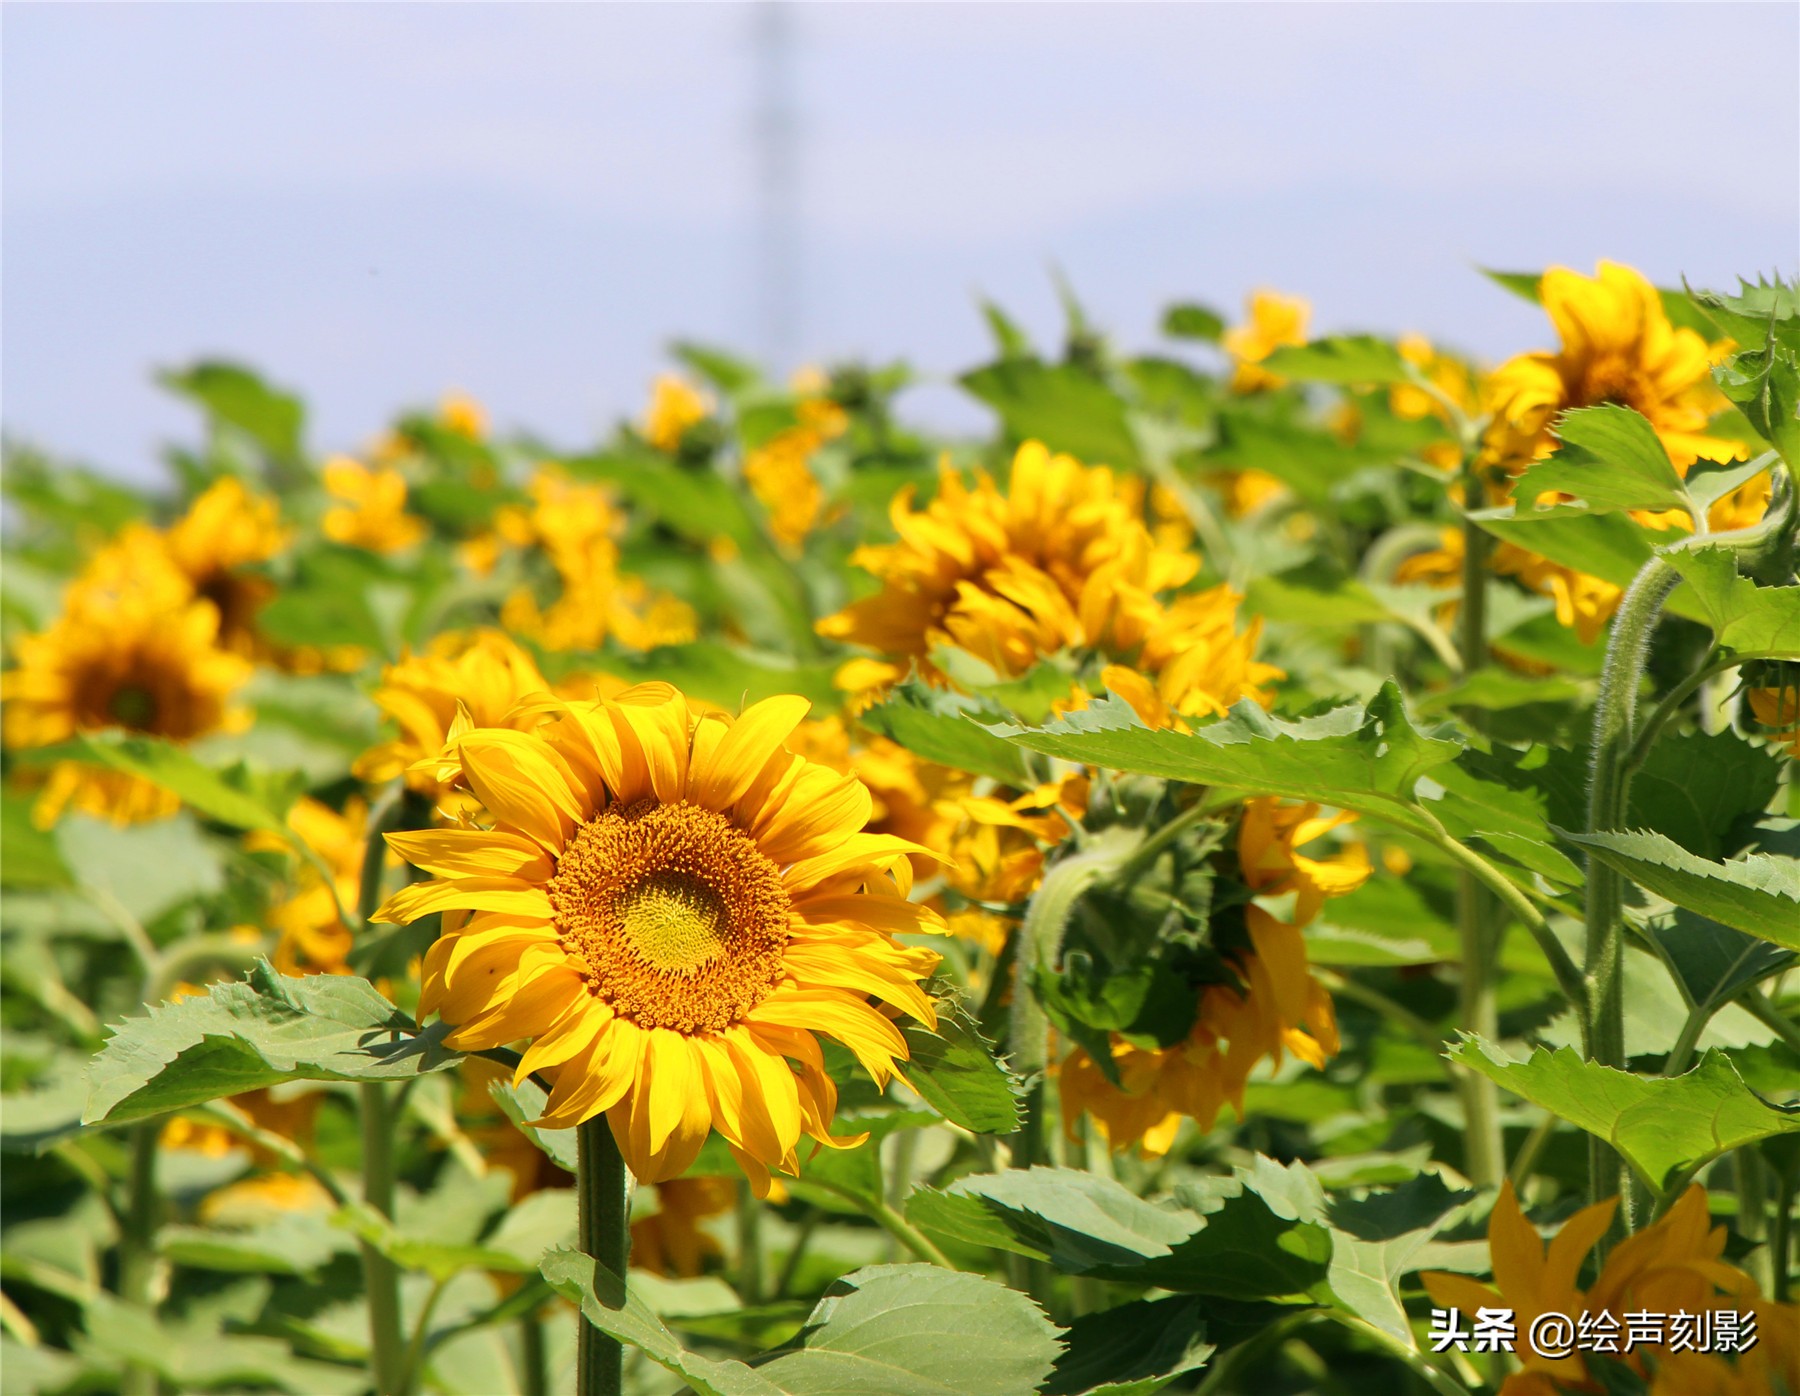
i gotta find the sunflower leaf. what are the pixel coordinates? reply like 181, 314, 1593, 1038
1448, 1036, 1800, 1192
1556, 827, 1800, 948
39, 734, 303, 835
1660, 549, 1800, 657
1512, 405, 1691, 516
859, 681, 1034, 786
84, 961, 462, 1125
898, 994, 1023, 1135
1042, 1295, 1214, 1396
1259, 335, 1411, 386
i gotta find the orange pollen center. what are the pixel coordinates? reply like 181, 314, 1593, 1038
545, 798, 790, 1033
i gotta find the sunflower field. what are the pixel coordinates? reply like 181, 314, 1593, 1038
2, 263, 1798, 1396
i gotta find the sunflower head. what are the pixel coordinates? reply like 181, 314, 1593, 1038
322, 456, 426, 554
163, 477, 287, 653
374, 683, 942, 1191
642, 374, 712, 453
1223, 289, 1310, 394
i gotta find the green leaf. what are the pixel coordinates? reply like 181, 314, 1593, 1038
1685, 455, 1779, 514
981, 301, 1035, 359
1319, 1172, 1480, 1344
334, 1201, 535, 1281
0, 793, 70, 889
960, 360, 1141, 470
1450, 1036, 1800, 1191
858, 681, 1033, 786
488, 1076, 579, 1172
85, 961, 461, 1125
760, 1264, 1064, 1396
159, 361, 304, 462
898, 993, 1022, 1135
1662, 549, 1800, 656
1423, 748, 1582, 886
55, 812, 225, 924
602, 641, 841, 710
1206, 413, 1377, 508
1481, 268, 1543, 304
1715, 343, 1800, 464
1643, 905, 1795, 1018
541, 1248, 782, 1396
671, 342, 760, 395
999, 682, 1460, 826
1559, 827, 1800, 948
920, 1167, 1201, 1273
159, 1214, 349, 1276
1161, 302, 1225, 343
1512, 406, 1690, 515
1686, 276, 1800, 356
1629, 729, 1781, 860
36, 735, 301, 835
1043, 1296, 1213, 1396
1259, 335, 1410, 386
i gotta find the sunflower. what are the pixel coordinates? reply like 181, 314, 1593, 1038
354, 630, 562, 801
372, 684, 942, 1191
642, 374, 712, 454
631, 1177, 738, 1278
1059, 797, 1367, 1155
246, 797, 371, 977
1423, 1181, 1798, 1396
162, 476, 288, 655
3, 580, 253, 827
1390, 334, 1478, 472
1749, 681, 1799, 757
1223, 289, 1310, 395
744, 370, 850, 549
322, 456, 427, 553
1481, 261, 1742, 476
498, 467, 697, 653
439, 390, 489, 440
1093, 586, 1285, 732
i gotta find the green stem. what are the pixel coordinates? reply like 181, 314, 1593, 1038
189, 1100, 351, 1208
1662, 1003, 1711, 1080
398, 1274, 451, 1396
1742, 988, 1800, 1053
577, 1117, 629, 1396
1623, 652, 1779, 775
118, 1124, 160, 1396
772, 1206, 821, 1299
1771, 1161, 1794, 1303
1328, 1313, 1477, 1396
1584, 557, 1679, 1230
520, 1312, 550, 1396
736, 1178, 765, 1304
800, 1177, 954, 1269
1507, 1113, 1556, 1193
358, 1083, 408, 1396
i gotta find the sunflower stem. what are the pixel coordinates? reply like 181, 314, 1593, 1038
519, 1311, 550, 1396
735, 1178, 766, 1304
118, 1123, 160, 1396
1453, 461, 1504, 1191
358, 1082, 409, 1396
576, 1116, 629, 1396
1583, 556, 1678, 1238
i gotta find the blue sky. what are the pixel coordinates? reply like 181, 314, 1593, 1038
4, 2, 1796, 482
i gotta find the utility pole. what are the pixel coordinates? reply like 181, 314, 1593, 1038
752, 1, 799, 375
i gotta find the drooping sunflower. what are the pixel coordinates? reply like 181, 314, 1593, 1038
3, 579, 253, 827
372, 684, 942, 1191
1481, 261, 1743, 476
1059, 797, 1367, 1155
1423, 1181, 1798, 1396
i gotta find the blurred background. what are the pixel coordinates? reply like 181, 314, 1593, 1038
4, 1, 1796, 483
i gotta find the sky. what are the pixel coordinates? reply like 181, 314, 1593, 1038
4, 2, 1797, 483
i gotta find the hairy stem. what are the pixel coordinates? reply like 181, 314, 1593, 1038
577, 1117, 629, 1396
1584, 557, 1679, 1231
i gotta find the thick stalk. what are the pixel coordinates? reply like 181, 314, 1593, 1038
735, 1179, 765, 1303
1454, 493, 1503, 1189
577, 1117, 629, 1396
519, 1313, 549, 1396
118, 1124, 160, 1396
1772, 1161, 1794, 1303
359, 1083, 408, 1396
1583, 557, 1679, 1229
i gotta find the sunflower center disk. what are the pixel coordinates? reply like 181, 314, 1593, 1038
547, 799, 791, 1034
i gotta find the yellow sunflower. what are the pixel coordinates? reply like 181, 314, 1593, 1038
1390, 334, 1478, 472
246, 797, 371, 977
1481, 261, 1742, 475
322, 456, 427, 553
631, 1176, 738, 1278
372, 684, 942, 1192
1224, 289, 1310, 395
1423, 1182, 1798, 1396
1059, 797, 1366, 1155
1749, 682, 1799, 757
744, 370, 850, 550
642, 374, 712, 453
162, 476, 288, 656
3, 581, 253, 827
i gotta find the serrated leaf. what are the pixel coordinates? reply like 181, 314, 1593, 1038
1662, 549, 1800, 656
1628, 728, 1781, 859
1513, 406, 1690, 516
1643, 905, 1795, 1017
929, 1167, 1200, 1272
858, 682, 1033, 786
1715, 343, 1800, 464
1043, 1295, 1213, 1396
898, 994, 1022, 1134
999, 682, 1459, 826
1259, 335, 1410, 385
1686, 276, 1800, 355
85, 961, 461, 1125
1560, 827, 1800, 948
1450, 1036, 1800, 1191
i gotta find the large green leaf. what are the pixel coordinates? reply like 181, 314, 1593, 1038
960, 360, 1141, 470
999, 682, 1459, 826
1627, 729, 1781, 860
1468, 508, 1711, 626
36, 735, 302, 835
1450, 1037, 1800, 1191
159, 361, 304, 462
898, 994, 1022, 1135
1686, 276, 1800, 356
1205, 414, 1382, 508
1559, 828, 1800, 948
1643, 906, 1795, 1019
85, 961, 460, 1125
1512, 406, 1690, 515
1662, 549, 1800, 656
1259, 336, 1410, 386
757, 1264, 1064, 1396
859, 682, 1034, 786
1715, 342, 1800, 464
1042, 1296, 1213, 1396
